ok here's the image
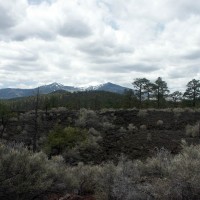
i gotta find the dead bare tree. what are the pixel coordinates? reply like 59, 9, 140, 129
33, 87, 39, 152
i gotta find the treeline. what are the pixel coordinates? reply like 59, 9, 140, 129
0, 77, 200, 113
131, 77, 200, 108
2, 91, 125, 112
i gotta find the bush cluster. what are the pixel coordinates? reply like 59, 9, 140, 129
3, 136, 200, 199
0, 142, 71, 200
75, 108, 99, 128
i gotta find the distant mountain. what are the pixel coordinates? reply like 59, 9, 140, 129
85, 82, 130, 94
39, 82, 80, 94
0, 82, 131, 99
0, 88, 33, 99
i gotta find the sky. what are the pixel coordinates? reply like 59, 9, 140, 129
0, 0, 200, 91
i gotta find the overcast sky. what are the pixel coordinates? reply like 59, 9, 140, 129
0, 0, 200, 91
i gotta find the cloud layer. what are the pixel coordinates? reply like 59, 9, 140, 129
0, 0, 200, 91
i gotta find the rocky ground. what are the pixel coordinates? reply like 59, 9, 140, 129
2, 108, 200, 162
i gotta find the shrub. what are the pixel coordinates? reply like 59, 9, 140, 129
0, 142, 71, 200
79, 132, 102, 151
156, 120, 164, 126
88, 127, 100, 137
95, 156, 147, 200
137, 110, 148, 118
173, 108, 184, 119
45, 126, 88, 154
102, 122, 115, 130
127, 123, 138, 132
67, 163, 101, 195
185, 123, 199, 137
76, 108, 99, 128
140, 124, 147, 130
142, 148, 171, 177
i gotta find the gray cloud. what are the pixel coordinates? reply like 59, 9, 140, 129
128, 64, 159, 73
1, 51, 38, 62
88, 63, 159, 73
168, 65, 200, 79
78, 39, 134, 68
0, 1, 27, 35
0, 6, 16, 29
28, 0, 53, 5
2, 62, 46, 72
59, 20, 92, 38
182, 50, 200, 60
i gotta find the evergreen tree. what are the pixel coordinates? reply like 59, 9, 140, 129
170, 91, 182, 106
123, 89, 135, 108
184, 79, 200, 107
153, 77, 169, 108
132, 78, 151, 107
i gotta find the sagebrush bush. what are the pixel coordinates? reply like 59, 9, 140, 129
185, 123, 199, 137
0, 142, 71, 200
88, 127, 100, 137
67, 163, 101, 195
142, 148, 171, 177
75, 108, 99, 128
173, 108, 184, 119
127, 123, 138, 132
95, 156, 147, 200
140, 124, 147, 130
137, 110, 148, 118
156, 119, 164, 126
102, 122, 115, 130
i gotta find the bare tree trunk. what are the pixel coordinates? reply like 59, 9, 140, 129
33, 87, 39, 152
157, 88, 160, 108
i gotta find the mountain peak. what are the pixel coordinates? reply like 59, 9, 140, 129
49, 82, 64, 87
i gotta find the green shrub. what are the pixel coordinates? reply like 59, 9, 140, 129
45, 126, 88, 154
